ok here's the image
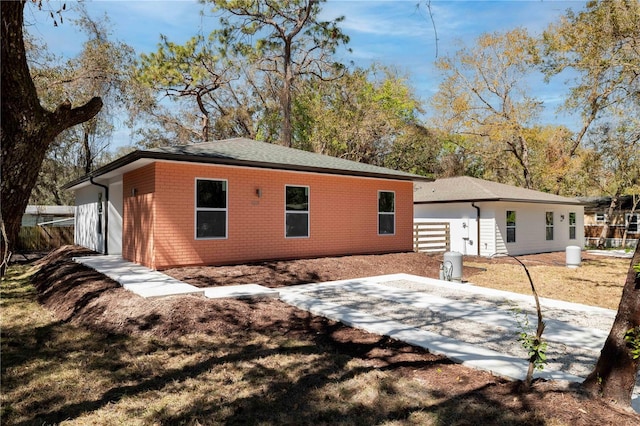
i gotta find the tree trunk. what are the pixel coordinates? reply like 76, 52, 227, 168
281, 77, 293, 148
83, 129, 92, 174
518, 134, 533, 190
195, 92, 210, 142
280, 38, 293, 148
1, 1, 103, 255
582, 243, 640, 408
507, 133, 534, 189
598, 196, 619, 249
622, 196, 639, 249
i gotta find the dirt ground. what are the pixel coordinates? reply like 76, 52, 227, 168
25, 246, 640, 425
161, 250, 610, 289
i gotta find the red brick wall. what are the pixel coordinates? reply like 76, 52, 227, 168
122, 163, 156, 267
124, 161, 414, 269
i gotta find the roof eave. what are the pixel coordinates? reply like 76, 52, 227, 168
62, 150, 145, 190
414, 197, 584, 205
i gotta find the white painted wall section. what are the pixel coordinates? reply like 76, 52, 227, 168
108, 179, 123, 255
491, 202, 585, 256
414, 203, 479, 255
415, 201, 584, 257
74, 185, 105, 253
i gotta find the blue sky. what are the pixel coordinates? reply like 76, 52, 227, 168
25, 0, 587, 148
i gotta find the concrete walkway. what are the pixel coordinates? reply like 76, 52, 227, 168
586, 249, 634, 258
73, 255, 278, 299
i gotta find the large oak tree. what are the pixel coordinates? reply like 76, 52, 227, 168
1, 0, 102, 260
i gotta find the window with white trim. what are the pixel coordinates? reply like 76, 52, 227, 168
378, 191, 395, 235
195, 179, 227, 239
627, 213, 639, 233
595, 212, 607, 224
285, 185, 309, 238
545, 211, 554, 241
569, 212, 577, 240
506, 210, 516, 243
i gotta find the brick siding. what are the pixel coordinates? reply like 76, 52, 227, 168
123, 161, 413, 269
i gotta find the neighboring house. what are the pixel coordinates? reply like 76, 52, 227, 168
22, 205, 75, 227
578, 195, 639, 248
414, 176, 585, 257
63, 138, 428, 269
19, 205, 75, 250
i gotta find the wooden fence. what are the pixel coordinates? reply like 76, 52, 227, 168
413, 221, 450, 253
17, 226, 74, 251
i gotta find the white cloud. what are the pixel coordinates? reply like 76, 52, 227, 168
324, 0, 432, 38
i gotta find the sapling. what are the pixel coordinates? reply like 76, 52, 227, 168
513, 307, 548, 378
503, 255, 547, 387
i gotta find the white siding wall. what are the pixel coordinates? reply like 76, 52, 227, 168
108, 180, 123, 255
414, 203, 479, 255
415, 201, 585, 257
74, 179, 124, 255
478, 206, 497, 256
490, 202, 584, 256
74, 185, 105, 253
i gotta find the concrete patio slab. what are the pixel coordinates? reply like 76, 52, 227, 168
279, 288, 579, 383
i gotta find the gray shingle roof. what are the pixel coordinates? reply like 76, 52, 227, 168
149, 138, 425, 180
414, 176, 583, 205
64, 138, 429, 190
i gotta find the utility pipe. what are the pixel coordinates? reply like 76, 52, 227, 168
472, 202, 481, 256
90, 176, 109, 255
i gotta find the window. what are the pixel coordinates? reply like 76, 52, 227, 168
627, 213, 639, 233
595, 213, 607, 224
196, 179, 227, 239
546, 211, 554, 241
569, 212, 577, 240
378, 191, 395, 235
286, 185, 309, 238
506, 211, 516, 243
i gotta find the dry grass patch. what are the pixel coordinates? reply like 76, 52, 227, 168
465, 256, 629, 310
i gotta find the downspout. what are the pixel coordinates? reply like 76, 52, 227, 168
472, 202, 481, 256
90, 176, 109, 255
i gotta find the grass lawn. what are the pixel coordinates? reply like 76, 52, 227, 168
2, 250, 639, 425
466, 255, 628, 310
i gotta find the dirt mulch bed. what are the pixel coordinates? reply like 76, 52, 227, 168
162, 250, 611, 288
163, 251, 452, 288
27, 246, 640, 425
